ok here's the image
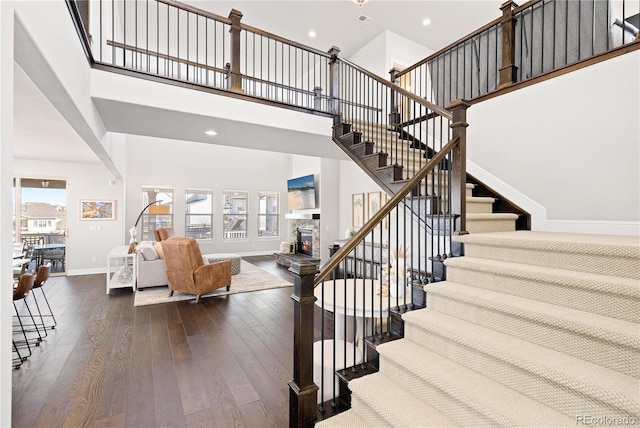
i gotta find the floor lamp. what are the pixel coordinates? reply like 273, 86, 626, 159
128, 200, 162, 253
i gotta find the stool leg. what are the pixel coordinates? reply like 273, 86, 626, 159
40, 287, 57, 329
13, 302, 34, 353
13, 299, 43, 346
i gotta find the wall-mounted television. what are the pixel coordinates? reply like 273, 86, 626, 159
287, 174, 317, 210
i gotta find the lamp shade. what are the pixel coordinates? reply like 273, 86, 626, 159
149, 205, 170, 215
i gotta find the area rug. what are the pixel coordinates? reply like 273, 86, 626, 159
133, 260, 292, 306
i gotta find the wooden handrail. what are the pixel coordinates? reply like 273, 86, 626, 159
106, 40, 228, 75
314, 136, 460, 286
337, 57, 453, 121
241, 25, 334, 59
156, 0, 232, 24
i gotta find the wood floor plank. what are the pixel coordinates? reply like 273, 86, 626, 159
93, 304, 135, 421
184, 408, 216, 428
239, 400, 282, 428
12, 259, 297, 428
200, 364, 248, 428
152, 360, 187, 427
173, 355, 212, 416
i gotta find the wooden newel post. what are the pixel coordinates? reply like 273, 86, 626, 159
288, 261, 319, 428
498, 1, 518, 89
448, 99, 470, 235
228, 9, 243, 93
327, 46, 341, 116
388, 66, 402, 127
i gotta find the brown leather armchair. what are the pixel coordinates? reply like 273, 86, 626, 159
154, 227, 176, 241
161, 237, 231, 302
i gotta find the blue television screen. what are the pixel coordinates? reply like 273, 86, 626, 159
287, 174, 316, 210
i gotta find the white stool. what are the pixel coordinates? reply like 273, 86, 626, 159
313, 339, 363, 404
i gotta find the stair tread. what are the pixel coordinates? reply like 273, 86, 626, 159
426, 280, 639, 347
402, 310, 640, 414
444, 256, 640, 297
453, 231, 640, 279
315, 410, 368, 427
454, 231, 640, 258
349, 372, 460, 427
466, 213, 519, 220
378, 339, 574, 426
467, 196, 495, 204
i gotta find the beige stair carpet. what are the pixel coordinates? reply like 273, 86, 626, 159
317, 231, 640, 427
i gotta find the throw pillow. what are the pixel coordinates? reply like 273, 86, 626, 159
138, 242, 159, 261
153, 241, 165, 259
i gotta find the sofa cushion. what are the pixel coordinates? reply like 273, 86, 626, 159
138, 242, 159, 261
153, 241, 165, 259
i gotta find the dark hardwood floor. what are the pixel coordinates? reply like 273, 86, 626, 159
12, 256, 295, 428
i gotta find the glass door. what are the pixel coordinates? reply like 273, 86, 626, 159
13, 177, 67, 275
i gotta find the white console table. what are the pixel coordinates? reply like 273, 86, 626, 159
106, 245, 137, 294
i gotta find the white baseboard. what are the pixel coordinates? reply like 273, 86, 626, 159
67, 268, 105, 276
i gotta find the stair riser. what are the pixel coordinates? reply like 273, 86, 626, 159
403, 321, 636, 418
362, 154, 387, 169
462, 244, 640, 279
378, 357, 505, 426
466, 218, 516, 233
466, 200, 494, 214
349, 396, 388, 427
349, 142, 374, 158
427, 291, 640, 377
445, 264, 640, 323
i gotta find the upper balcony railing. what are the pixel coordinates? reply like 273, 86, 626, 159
395, 0, 640, 108
68, 0, 333, 114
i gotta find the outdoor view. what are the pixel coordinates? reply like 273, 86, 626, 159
13, 178, 67, 273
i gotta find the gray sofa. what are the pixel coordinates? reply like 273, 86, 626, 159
136, 241, 169, 289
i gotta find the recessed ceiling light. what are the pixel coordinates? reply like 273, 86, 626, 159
204, 129, 218, 136
308, 30, 316, 38
422, 18, 432, 27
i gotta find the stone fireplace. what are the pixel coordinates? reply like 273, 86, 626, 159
291, 218, 320, 259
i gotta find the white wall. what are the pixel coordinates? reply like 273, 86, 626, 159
0, 3, 14, 424
13, 158, 124, 275
468, 50, 640, 235
349, 30, 433, 78
124, 135, 292, 255
338, 160, 384, 237
13, 1, 120, 177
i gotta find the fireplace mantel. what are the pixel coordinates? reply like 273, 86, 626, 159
285, 212, 320, 220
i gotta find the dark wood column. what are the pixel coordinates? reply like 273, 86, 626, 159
288, 261, 319, 428
448, 99, 470, 235
498, 1, 518, 89
227, 9, 243, 93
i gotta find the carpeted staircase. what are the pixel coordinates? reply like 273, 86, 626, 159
317, 231, 640, 427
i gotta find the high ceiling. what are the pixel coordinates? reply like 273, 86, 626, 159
13, 1, 504, 165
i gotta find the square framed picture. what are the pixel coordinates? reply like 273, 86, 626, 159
352, 193, 365, 228
80, 200, 116, 220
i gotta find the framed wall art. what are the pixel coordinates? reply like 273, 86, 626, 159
367, 191, 382, 221
352, 193, 365, 228
80, 200, 116, 220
